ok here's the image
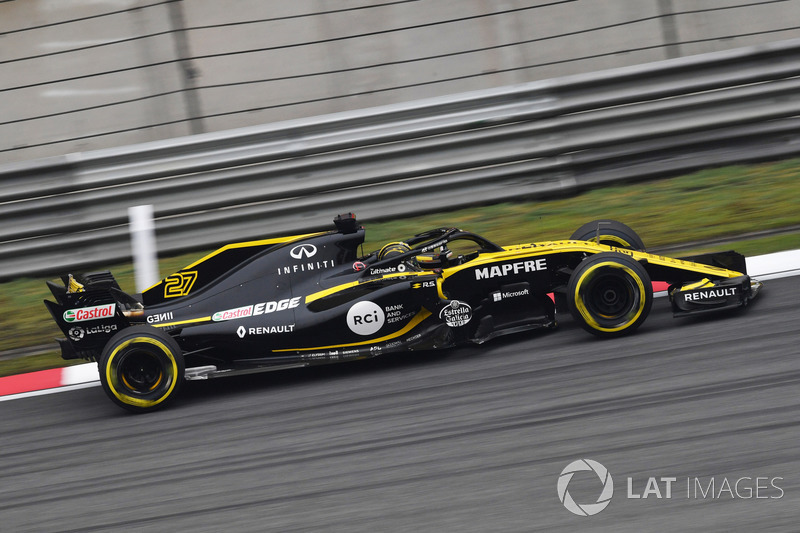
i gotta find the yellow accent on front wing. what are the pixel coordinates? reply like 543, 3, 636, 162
679, 278, 714, 291
274, 308, 432, 352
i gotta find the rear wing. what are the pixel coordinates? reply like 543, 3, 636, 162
44, 271, 142, 361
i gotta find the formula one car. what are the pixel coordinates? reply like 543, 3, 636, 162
45, 214, 762, 412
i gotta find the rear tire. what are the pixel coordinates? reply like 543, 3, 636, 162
568, 252, 652, 337
570, 220, 646, 251
98, 325, 184, 413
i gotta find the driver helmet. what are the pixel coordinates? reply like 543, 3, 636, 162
378, 242, 411, 260
416, 248, 453, 269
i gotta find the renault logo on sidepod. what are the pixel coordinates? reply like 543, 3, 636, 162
290, 244, 317, 259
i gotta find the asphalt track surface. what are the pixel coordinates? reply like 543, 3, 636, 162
2, 277, 798, 532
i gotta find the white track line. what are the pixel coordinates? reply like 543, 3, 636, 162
0, 382, 100, 402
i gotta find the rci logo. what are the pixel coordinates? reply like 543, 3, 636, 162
346, 301, 384, 336
557, 459, 614, 517
290, 244, 317, 260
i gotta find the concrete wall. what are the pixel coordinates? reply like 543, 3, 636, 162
1, 0, 799, 163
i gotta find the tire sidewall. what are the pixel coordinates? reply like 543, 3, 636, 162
568, 252, 653, 337
99, 325, 184, 413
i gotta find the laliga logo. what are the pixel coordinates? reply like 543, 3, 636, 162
347, 301, 385, 336
557, 459, 614, 517
290, 244, 317, 260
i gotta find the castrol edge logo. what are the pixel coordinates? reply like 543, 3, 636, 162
212, 297, 301, 322
63, 303, 116, 323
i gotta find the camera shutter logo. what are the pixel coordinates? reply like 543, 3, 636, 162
557, 459, 614, 516
290, 244, 317, 259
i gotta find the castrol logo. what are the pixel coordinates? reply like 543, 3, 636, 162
63, 303, 116, 323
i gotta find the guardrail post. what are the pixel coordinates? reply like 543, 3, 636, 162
129, 205, 159, 293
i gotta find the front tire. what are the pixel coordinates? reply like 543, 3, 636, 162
98, 325, 184, 413
570, 220, 646, 251
568, 252, 653, 337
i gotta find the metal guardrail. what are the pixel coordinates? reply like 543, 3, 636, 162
2, 38, 800, 281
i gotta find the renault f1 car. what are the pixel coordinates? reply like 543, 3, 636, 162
45, 214, 762, 412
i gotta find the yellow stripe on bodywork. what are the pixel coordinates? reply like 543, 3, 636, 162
305, 272, 436, 304
151, 316, 211, 328
440, 240, 744, 281
274, 308, 432, 352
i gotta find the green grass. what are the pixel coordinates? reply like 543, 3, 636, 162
362, 158, 800, 250
674, 233, 800, 257
2, 158, 800, 377
0, 352, 86, 378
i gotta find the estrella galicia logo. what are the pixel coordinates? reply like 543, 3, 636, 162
290, 244, 317, 260
439, 300, 472, 327
557, 459, 614, 516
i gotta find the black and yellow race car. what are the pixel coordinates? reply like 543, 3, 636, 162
45, 213, 762, 412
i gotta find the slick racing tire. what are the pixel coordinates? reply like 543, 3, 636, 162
98, 325, 184, 413
570, 220, 646, 251
568, 252, 653, 338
